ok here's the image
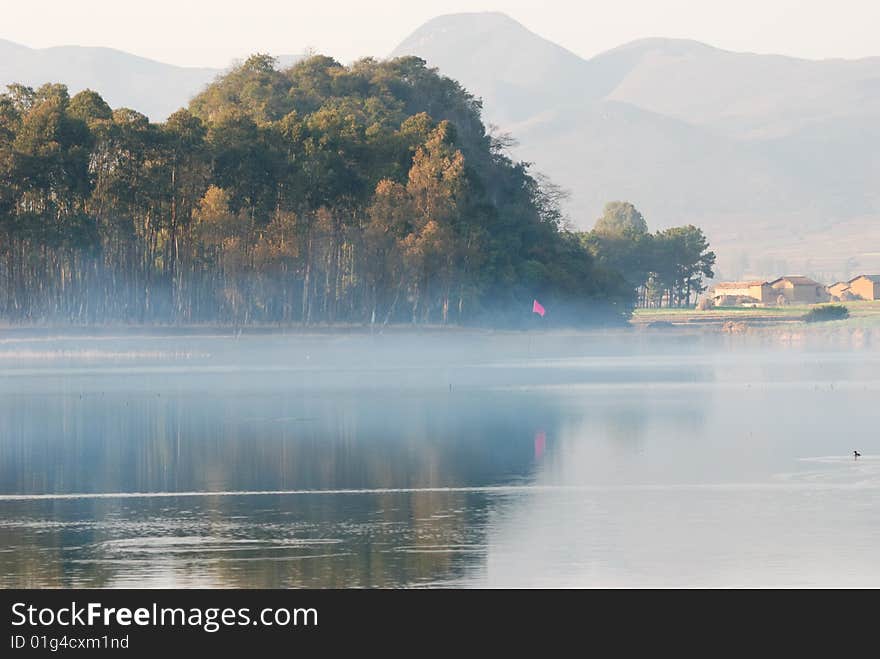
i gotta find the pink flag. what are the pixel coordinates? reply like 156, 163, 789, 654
532, 299, 545, 317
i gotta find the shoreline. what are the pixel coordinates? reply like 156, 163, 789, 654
1, 302, 879, 337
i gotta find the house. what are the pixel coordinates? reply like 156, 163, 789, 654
769, 276, 830, 304
827, 281, 851, 299
712, 281, 775, 305
847, 275, 880, 300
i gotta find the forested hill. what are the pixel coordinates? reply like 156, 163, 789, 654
0, 55, 632, 327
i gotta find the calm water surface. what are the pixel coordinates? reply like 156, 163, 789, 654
1, 328, 878, 587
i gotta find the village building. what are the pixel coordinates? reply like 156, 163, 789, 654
847, 275, 880, 301
769, 276, 829, 304
711, 281, 775, 306
827, 281, 851, 299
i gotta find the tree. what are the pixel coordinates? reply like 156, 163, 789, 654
190, 54, 290, 124
582, 202, 715, 308
67, 90, 113, 124
192, 186, 252, 321
160, 109, 210, 317
652, 225, 715, 307
364, 179, 410, 323
404, 121, 466, 323
593, 201, 648, 237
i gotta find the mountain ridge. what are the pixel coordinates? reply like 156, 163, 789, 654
0, 39, 303, 121
391, 12, 880, 279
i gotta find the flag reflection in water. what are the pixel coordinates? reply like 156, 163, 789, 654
534, 430, 546, 460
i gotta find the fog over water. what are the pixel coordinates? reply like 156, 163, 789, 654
1, 328, 878, 587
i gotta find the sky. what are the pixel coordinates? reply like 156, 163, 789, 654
2, 0, 878, 67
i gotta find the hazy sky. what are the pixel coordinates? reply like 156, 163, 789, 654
3, 1, 878, 67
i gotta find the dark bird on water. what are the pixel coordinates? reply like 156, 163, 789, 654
854, 450, 861, 459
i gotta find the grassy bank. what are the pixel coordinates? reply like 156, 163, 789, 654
632, 300, 880, 328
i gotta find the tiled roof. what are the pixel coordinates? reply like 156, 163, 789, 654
714, 281, 766, 289
769, 276, 821, 286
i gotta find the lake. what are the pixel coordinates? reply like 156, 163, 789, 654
1, 327, 878, 587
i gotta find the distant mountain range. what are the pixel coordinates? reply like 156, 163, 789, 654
0, 39, 217, 122
0, 40, 302, 123
392, 13, 880, 280
3, 13, 879, 279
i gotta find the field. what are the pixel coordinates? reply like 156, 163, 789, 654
631, 300, 880, 328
